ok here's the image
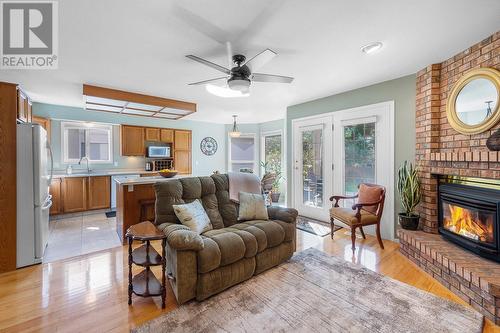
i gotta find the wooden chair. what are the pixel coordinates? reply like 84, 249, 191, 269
329, 183, 386, 252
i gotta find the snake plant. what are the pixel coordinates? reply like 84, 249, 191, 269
397, 161, 421, 216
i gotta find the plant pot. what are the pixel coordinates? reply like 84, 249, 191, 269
398, 213, 420, 230
271, 192, 281, 203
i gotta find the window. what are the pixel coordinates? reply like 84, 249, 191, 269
228, 134, 257, 173
263, 133, 282, 171
62, 121, 113, 163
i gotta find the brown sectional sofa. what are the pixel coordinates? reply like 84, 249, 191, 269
153, 174, 298, 304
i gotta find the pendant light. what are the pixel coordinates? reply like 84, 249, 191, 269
229, 115, 241, 138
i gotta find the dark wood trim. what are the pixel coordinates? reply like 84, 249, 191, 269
83, 84, 196, 113
0, 82, 19, 272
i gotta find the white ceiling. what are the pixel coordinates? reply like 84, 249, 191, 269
1, 0, 499, 124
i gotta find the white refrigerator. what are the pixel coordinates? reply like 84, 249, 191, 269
17, 123, 54, 268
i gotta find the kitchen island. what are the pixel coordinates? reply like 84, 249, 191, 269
114, 174, 192, 244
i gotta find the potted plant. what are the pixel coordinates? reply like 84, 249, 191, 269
260, 161, 284, 203
270, 169, 284, 203
397, 161, 421, 230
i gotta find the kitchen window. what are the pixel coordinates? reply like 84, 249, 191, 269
62, 121, 113, 164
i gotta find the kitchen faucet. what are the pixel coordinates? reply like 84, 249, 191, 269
78, 156, 91, 173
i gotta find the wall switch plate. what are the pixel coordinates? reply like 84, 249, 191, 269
114, 161, 118, 166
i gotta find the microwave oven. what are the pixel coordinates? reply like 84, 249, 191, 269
147, 146, 171, 158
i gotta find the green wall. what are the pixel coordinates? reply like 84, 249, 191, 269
286, 74, 417, 232
33, 102, 227, 176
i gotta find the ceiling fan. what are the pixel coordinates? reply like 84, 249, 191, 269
186, 47, 294, 96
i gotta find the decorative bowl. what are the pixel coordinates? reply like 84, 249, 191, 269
158, 171, 178, 178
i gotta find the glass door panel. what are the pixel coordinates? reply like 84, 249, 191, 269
344, 122, 376, 198
302, 128, 323, 208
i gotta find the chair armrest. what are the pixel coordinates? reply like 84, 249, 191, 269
329, 194, 358, 207
267, 206, 298, 224
351, 200, 381, 210
157, 223, 204, 251
351, 200, 382, 219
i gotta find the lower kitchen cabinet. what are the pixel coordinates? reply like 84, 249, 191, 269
88, 176, 111, 210
50, 176, 111, 215
62, 177, 87, 213
49, 178, 62, 215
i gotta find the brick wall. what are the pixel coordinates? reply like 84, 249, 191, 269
415, 31, 500, 233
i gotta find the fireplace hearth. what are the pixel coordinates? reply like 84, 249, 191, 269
438, 181, 500, 263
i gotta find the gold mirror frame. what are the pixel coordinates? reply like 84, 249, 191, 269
446, 67, 500, 135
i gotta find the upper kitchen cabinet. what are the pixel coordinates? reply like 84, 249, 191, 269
17, 87, 32, 123
174, 130, 192, 174
160, 129, 174, 143
174, 130, 191, 150
144, 127, 160, 141
121, 125, 145, 156
32, 116, 51, 142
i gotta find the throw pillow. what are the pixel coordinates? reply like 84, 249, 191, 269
357, 184, 383, 214
238, 191, 269, 221
172, 199, 213, 234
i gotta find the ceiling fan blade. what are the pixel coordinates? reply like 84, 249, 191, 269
226, 41, 233, 69
172, 4, 232, 45
252, 73, 294, 84
244, 48, 277, 72
188, 77, 227, 86
186, 55, 230, 75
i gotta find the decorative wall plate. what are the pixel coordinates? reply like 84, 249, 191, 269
200, 137, 218, 156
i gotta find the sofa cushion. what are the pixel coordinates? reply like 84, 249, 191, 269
211, 174, 238, 227
240, 220, 285, 248
228, 223, 268, 252
198, 229, 246, 271
269, 220, 295, 242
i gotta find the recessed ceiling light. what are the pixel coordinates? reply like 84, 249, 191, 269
206, 84, 249, 98
361, 42, 383, 54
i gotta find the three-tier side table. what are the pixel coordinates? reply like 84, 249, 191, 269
126, 221, 167, 308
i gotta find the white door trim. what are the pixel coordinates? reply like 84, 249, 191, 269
291, 101, 395, 240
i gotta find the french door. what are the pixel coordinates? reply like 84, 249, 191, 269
293, 102, 394, 240
293, 117, 332, 221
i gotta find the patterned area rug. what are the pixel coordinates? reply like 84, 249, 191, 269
296, 215, 341, 236
132, 248, 483, 333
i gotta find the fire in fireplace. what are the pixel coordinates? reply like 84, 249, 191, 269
438, 181, 500, 263
442, 203, 494, 244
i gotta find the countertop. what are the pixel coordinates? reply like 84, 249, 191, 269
52, 169, 158, 178
114, 174, 193, 185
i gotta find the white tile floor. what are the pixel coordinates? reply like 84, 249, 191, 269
44, 211, 121, 263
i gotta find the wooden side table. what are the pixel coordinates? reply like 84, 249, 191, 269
126, 221, 167, 308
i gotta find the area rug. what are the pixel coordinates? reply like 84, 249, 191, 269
132, 248, 483, 333
296, 215, 341, 236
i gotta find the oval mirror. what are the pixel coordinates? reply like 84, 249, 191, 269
447, 68, 500, 135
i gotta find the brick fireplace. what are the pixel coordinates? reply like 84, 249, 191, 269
398, 31, 500, 324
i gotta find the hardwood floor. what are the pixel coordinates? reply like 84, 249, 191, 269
0, 228, 498, 332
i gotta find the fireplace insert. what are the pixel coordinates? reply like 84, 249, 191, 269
438, 182, 500, 262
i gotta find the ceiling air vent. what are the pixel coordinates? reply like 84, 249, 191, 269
82, 84, 196, 120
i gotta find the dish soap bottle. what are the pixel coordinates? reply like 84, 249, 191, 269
67, 165, 73, 175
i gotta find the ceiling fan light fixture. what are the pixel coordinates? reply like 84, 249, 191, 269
229, 115, 241, 138
361, 42, 383, 54
228, 78, 251, 92
206, 84, 249, 98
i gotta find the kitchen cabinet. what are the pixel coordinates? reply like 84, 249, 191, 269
87, 176, 111, 210
121, 125, 145, 156
174, 130, 192, 174
145, 127, 160, 141
62, 177, 87, 213
49, 178, 62, 215
160, 129, 174, 143
174, 130, 191, 150
17, 87, 32, 123
51, 176, 111, 215
32, 116, 51, 142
